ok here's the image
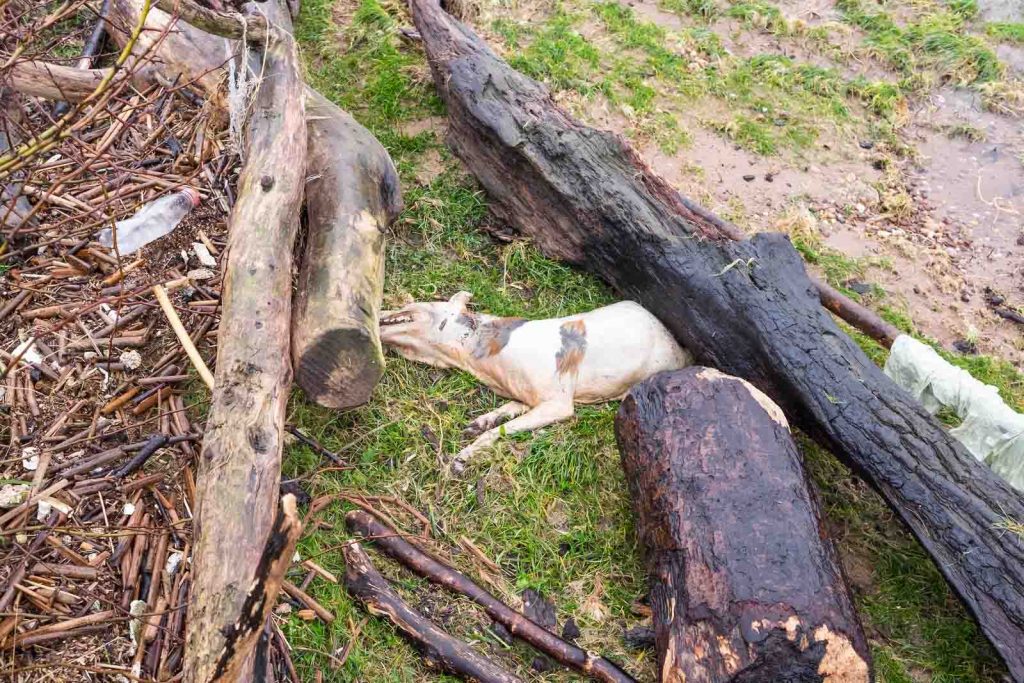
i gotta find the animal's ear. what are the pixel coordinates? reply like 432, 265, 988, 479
449, 291, 473, 308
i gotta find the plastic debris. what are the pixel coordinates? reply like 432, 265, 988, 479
22, 446, 39, 471
885, 335, 1024, 490
193, 241, 217, 267
97, 188, 200, 255
0, 483, 30, 508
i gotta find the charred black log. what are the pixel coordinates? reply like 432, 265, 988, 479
406, 0, 1024, 676
616, 368, 871, 682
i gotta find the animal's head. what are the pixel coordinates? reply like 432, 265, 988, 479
379, 291, 477, 368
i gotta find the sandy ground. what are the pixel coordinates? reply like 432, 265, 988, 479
595, 0, 1024, 366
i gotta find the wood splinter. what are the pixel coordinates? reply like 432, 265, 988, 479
342, 540, 523, 683
346, 510, 635, 683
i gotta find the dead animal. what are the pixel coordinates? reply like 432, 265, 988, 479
380, 292, 692, 472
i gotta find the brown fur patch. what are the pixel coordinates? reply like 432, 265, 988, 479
556, 319, 587, 376
472, 317, 527, 358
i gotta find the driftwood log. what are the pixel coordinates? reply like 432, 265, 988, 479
106, 0, 398, 410
345, 509, 636, 683
168, 1, 306, 681
616, 368, 871, 682
342, 540, 524, 683
406, 0, 1024, 676
209, 495, 302, 682
292, 91, 401, 408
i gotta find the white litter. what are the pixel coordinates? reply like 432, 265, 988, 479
0, 483, 30, 508
885, 334, 1024, 490
187, 268, 215, 281
129, 599, 148, 651
123, 501, 136, 516
22, 446, 39, 471
193, 241, 217, 267
120, 349, 143, 370
36, 499, 52, 522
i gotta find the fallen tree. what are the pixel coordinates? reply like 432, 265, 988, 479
616, 368, 871, 682
178, 1, 306, 681
406, 0, 1024, 676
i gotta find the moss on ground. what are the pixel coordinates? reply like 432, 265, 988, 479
270, 0, 1020, 680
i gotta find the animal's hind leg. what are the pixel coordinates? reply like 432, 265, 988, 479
463, 401, 528, 438
452, 400, 575, 474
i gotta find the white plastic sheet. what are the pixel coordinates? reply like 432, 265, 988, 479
884, 335, 1024, 490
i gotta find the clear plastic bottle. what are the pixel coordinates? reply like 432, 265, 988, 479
98, 187, 200, 254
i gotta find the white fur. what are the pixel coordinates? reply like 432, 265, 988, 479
380, 292, 692, 472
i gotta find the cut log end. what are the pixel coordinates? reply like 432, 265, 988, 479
296, 327, 384, 409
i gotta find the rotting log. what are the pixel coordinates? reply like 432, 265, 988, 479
291, 90, 402, 409
406, 0, 1024, 676
342, 540, 525, 683
616, 368, 872, 682
345, 509, 636, 683
179, 1, 307, 681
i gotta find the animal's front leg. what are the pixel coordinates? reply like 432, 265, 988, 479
463, 401, 528, 438
452, 401, 575, 474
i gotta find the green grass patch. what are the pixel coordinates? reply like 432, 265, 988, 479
837, 0, 1004, 84
986, 22, 1024, 45
284, 0, 1017, 680
726, 0, 790, 35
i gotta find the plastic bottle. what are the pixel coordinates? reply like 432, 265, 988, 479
98, 187, 200, 254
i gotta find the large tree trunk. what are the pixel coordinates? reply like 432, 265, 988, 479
291, 91, 401, 409
181, 2, 307, 681
616, 368, 871, 682
406, 0, 1024, 677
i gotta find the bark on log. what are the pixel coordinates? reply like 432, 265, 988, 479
616, 368, 872, 682
673, 194, 901, 347
109, 0, 230, 107
342, 540, 524, 683
291, 91, 401, 408
406, 1, 1024, 677
345, 509, 636, 683
182, 1, 306, 681
6, 61, 116, 102
210, 494, 302, 682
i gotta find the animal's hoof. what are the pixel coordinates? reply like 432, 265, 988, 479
450, 458, 467, 475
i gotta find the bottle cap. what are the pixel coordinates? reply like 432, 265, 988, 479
180, 187, 201, 208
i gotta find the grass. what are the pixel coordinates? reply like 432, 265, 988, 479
836, 0, 1004, 85
260, 0, 1023, 680
987, 22, 1024, 45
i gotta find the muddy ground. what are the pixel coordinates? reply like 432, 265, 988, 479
478, 0, 1024, 366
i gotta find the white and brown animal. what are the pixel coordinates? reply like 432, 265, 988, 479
379, 292, 692, 472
